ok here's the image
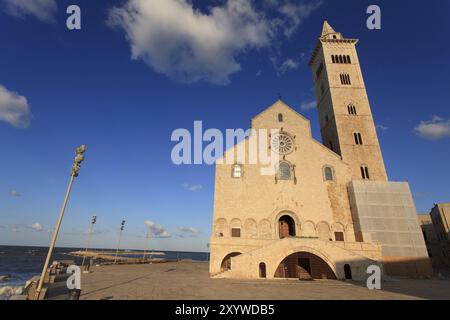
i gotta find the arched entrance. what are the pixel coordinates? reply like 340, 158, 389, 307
220, 252, 241, 272
344, 264, 352, 280
279, 215, 296, 239
274, 251, 336, 280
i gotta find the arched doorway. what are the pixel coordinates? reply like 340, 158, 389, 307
279, 215, 296, 239
220, 252, 241, 272
274, 252, 336, 280
344, 264, 352, 280
259, 263, 267, 278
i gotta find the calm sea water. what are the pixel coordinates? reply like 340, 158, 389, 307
0, 245, 208, 299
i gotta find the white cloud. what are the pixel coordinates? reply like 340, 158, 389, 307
277, 58, 300, 75
31, 222, 44, 232
182, 183, 203, 192
107, 0, 321, 84
376, 124, 389, 131
300, 100, 316, 111
9, 189, 21, 197
144, 220, 171, 238
415, 116, 450, 140
178, 226, 200, 234
2, 0, 57, 22
0, 85, 31, 128
275, 1, 322, 38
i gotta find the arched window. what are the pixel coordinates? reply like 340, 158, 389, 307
259, 263, 267, 278
360, 165, 370, 180
331, 55, 336, 63
278, 161, 292, 180
324, 166, 334, 181
278, 113, 283, 122
353, 132, 363, 145
347, 55, 351, 64
343, 55, 348, 64
346, 74, 351, 85
232, 164, 243, 178
338, 55, 343, 64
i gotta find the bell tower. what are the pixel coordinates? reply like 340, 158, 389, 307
309, 21, 388, 181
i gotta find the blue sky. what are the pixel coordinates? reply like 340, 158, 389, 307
0, 0, 449, 252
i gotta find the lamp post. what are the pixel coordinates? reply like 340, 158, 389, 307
143, 230, 150, 263
35, 145, 87, 299
114, 220, 126, 264
81, 215, 97, 269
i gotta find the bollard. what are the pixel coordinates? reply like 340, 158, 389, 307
67, 289, 81, 300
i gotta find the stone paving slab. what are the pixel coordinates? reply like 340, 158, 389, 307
75, 262, 450, 300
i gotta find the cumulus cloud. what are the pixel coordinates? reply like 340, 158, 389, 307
9, 189, 21, 197
176, 226, 201, 238
300, 100, 316, 111
144, 220, 171, 238
0, 85, 31, 128
1, 0, 57, 22
107, 0, 321, 84
31, 222, 44, 232
182, 183, 203, 192
415, 116, 450, 140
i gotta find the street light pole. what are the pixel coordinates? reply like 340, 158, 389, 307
114, 220, 126, 264
35, 145, 87, 300
143, 231, 150, 262
81, 215, 97, 269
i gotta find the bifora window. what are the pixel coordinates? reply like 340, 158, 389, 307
360, 165, 370, 180
232, 164, 243, 178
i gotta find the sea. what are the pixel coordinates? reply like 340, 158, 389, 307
0, 245, 209, 300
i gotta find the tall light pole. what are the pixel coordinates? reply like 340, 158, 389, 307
114, 220, 126, 264
143, 230, 150, 263
81, 215, 97, 269
35, 145, 87, 299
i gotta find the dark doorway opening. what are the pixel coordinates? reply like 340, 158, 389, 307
259, 263, 267, 278
279, 215, 296, 239
344, 264, 352, 280
220, 252, 241, 272
275, 252, 336, 280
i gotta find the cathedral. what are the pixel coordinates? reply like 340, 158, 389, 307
209, 21, 432, 281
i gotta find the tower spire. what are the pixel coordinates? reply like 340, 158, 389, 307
321, 21, 336, 37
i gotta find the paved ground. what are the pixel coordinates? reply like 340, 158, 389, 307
70, 261, 450, 300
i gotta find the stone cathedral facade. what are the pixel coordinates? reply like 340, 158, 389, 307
209, 22, 432, 281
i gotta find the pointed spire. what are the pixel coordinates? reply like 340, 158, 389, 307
321, 20, 336, 37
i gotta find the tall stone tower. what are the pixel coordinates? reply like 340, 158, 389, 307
309, 21, 388, 181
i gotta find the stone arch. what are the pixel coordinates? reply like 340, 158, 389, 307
214, 218, 228, 238
272, 246, 337, 279
230, 218, 242, 237
274, 211, 300, 239
259, 219, 272, 239
220, 252, 242, 272
345, 223, 356, 242
316, 221, 332, 241
244, 219, 257, 239
301, 220, 316, 238
332, 222, 345, 241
